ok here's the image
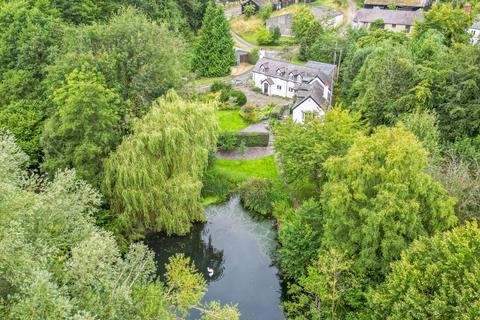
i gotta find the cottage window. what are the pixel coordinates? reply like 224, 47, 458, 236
288, 87, 294, 92
392, 24, 396, 28
260, 65, 265, 72
289, 73, 294, 80
277, 85, 282, 90
296, 75, 302, 83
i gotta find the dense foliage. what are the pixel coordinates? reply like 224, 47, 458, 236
41, 66, 122, 186
274, 109, 365, 199
369, 223, 480, 319
193, 2, 235, 77
0, 132, 239, 319
103, 91, 218, 237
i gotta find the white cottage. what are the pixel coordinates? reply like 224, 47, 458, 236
252, 57, 334, 123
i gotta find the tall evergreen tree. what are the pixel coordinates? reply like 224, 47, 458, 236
193, 2, 235, 77
103, 91, 218, 237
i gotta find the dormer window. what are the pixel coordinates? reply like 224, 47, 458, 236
260, 65, 265, 72
277, 69, 282, 75
296, 75, 302, 83
289, 73, 294, 80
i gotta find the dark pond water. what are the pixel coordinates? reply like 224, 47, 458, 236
146, 196, 285, 320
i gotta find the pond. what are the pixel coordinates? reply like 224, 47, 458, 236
147, 196, 285, 320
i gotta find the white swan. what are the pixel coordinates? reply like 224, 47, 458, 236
207, 267, 214, 277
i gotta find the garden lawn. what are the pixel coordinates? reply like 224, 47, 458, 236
214, 155, 279, 183
217, 110, 249, 132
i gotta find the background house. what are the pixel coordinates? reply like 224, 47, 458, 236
266, 5, 343, 37
363, 0, 433, 11
353, 8, 424, 34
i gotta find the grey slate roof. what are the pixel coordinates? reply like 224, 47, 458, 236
304, 61, 337, 78
364, 0, 430, 7
354, 8, 424, 26
310, 5, 343, 20
292, 82, 328, 111
253, 57, 332, 87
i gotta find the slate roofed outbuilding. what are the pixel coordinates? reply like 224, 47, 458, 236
354, 8, 424, 26
363, 0, 430, 7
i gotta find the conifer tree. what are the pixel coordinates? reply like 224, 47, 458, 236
193, 2, 235, 77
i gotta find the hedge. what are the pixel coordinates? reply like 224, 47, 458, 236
217, 131, 269, 150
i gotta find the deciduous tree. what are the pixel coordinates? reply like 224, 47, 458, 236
369, 223, 480, 319
41, 65, 122, 186
321, 126, 457, 280
103, 91, 218, 236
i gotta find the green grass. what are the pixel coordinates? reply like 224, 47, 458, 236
194, 76, 229, 86
214, 155, 279, 183
217, 110, 249, 132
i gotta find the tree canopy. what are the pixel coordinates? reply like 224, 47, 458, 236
41, 65, 122, 186
0, 131, 239, 319
369, 223, 480, 319
103, 91, 218, 237
193, 2, 235, 77
321, 126, 457, 279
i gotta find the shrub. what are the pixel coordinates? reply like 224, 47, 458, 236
210, 80, 231, 93
218, 131, 238, 151
244, 4, 256, 18
238, 178, 276, 216
236, 132, 269, 147
219, 89, 232, 102
249, 48, 260, 65
240, 104, 260, 123
258, 3, 273, 21
270, 104, 287, 119
230, 90, 247, 107
271, 26, 281, 44
202, 168, 236, 199
255, 27, 273, 45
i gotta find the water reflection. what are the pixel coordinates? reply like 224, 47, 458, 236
147, 196, 285, 320
147, 222, 225, 282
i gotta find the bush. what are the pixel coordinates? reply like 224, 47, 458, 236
240, 104, 260, 123
255, 27, 273, 45
236, 132, 269, 147
210, 80, 231, 93
270, 104, 285, 119
218, 131, 238, 151
230, 90, 247, 107
249, 48, 260, 65
258, 3, 273, 20
202, 168, 236, 199
238, 178, 276, 216
219, 89, 232, 102
244, 4, 256, 18
271, 26, 281, 44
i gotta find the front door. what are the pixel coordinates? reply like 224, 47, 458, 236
263, 82, 269, 95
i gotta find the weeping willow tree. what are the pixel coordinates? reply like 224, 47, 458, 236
103, 91, 218, 236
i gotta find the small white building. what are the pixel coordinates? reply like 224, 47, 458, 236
292, 82, 329, 123
353, 8, 424, 34
252, 57, 334, 123
469, 15, 480, 45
